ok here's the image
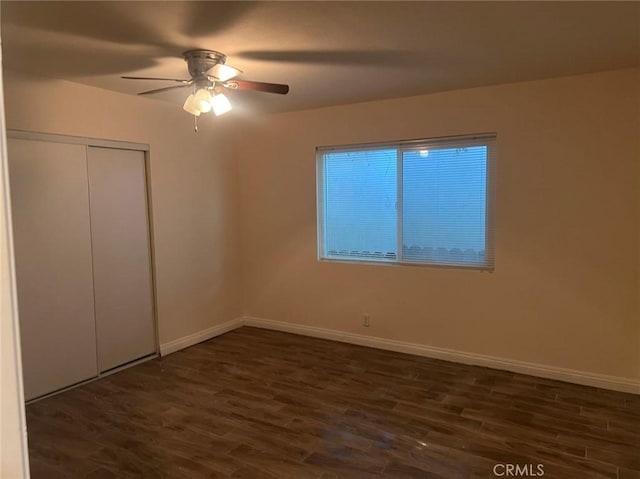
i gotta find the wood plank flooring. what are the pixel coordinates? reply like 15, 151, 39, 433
26, 327, 640, 478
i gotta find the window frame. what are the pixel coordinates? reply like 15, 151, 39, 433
316, 133, 496, 271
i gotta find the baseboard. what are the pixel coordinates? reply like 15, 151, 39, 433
243, 316, 640, 395
158, 315, 639, 394
159, 317, 244, 356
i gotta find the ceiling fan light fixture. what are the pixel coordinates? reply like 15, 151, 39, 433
123, 49, 288, 126
194, 88, 212, 113
183, 94, 201, 116
211, 92, 232, 116
210, 63, 242, 82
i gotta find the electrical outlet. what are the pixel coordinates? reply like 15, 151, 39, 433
363, 314, 370, 327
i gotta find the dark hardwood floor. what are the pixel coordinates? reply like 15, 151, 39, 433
26, 327, 639, 478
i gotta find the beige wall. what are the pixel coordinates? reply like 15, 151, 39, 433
3, 70, 242, 346
236, 68, 640, 381
3, 67, 638, 386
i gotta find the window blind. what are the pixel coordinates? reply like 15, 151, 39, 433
317, 134, 495, 270
323, 149, 397, 260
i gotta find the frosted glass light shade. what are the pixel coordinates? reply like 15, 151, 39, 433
211, 93, 232, 116
194, 89, 212, 113
182, 94, 201, 116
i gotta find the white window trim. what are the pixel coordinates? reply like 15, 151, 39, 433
316, 133, 496, 271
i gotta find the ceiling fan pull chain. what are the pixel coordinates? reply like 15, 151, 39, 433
194, 115, 198, 133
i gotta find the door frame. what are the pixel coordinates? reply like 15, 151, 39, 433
0, 70, 31, 479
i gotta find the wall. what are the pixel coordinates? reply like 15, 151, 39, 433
4, 67, 638, 389
3, 70, 242, 347
236, 68, 640, 383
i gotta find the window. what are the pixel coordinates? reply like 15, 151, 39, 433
316, 134, 495, 270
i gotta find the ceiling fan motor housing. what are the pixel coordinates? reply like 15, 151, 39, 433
183, 49, 226, 80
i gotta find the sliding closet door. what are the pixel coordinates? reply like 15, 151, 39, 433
87, 147, 155, 372
8, 138, 98, 400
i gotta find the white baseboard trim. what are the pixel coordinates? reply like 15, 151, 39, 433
159, 317, 244, 356
243, 316, 640, 395
157, 315, 639, 394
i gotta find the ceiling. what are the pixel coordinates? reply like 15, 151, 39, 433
1, 1, 638, 114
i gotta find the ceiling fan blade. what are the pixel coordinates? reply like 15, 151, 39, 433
122, 76, 190, 83
224, 80, 289, 95
137, 83, 191, 95
208, 63, 242, 81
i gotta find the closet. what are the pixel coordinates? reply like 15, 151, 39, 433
8, 133, 157, 401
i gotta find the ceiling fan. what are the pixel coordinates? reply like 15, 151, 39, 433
122, 49, 289, 125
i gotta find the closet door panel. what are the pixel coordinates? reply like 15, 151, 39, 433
8, 138, 98, 400
87, 147, 155, 372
